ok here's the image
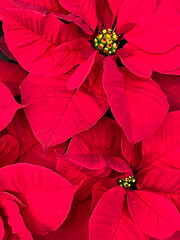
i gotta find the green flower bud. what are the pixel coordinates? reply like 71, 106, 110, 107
102, 29, 107, 34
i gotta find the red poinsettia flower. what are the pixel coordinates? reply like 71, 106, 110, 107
51, 112, 180, 240
0, 0, 176, 148
0, 163, 79, 239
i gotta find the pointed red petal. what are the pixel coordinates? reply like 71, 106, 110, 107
67, 50, 97, 90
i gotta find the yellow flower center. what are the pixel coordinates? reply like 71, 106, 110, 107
94, 28, 119, 55
117, 176, 136, 189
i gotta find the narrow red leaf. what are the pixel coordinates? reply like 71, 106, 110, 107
67, 50, 97, 90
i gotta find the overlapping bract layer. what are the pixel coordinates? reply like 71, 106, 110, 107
0, 0, 179, 239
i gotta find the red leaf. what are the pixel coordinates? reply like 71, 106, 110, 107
66, 117, 122, 157
66, 50, 97, 90
0, 163, 78, 235
127, 190, 180, 239
117, 0, 156, 35
106, 0, 122, 22
153, 72, 180, 111
139, 111, 180, 173
58, 0, 97, 30
56, 156, 96, 201
10, 0, 67, 14
0, 216, 4, 239
0, 36, 16, 61
34, 199, 91, 240
103, 57, 169, 144
2, 8, 80, 76
53, 13, 93, 35
90, 180, 108, 211
0, 192, 33, 240
0, 135, 19, 167
137, 167, 180, 211
63, 155, 131, 177
94, 0, 111, 29
89, 187, 129, 240
52, 37, 91, 74
5, 110, 67, 170
124, 6, 180, 53
0, 81, 21, 131
0, 60, 28, 96
64, 117, 132, 175
118, 43, 180, 79
21, 74, 108, 148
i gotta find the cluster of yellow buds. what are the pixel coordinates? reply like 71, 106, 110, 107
94, 28, 118, 55
117, 176, 136, 189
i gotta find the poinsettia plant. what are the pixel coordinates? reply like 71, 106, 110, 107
0, 0, 179, 239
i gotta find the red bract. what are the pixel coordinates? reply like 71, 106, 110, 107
20, 73, 108, 149
0, 135, 19, 167
1, 0, 177, 145
53, 113, 180, 239
0, 59, 28, 96
152, 72, 180, 111
4, 110, 67, 169
103, 57, 169, 143
0, 163, 78, 237
0, 81, 21, 132
34, 199, 91, 240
